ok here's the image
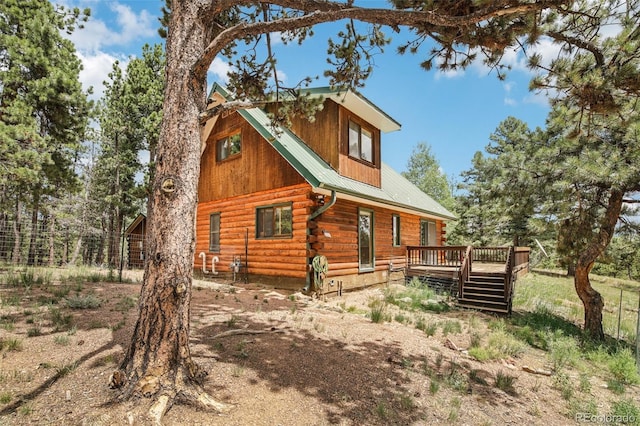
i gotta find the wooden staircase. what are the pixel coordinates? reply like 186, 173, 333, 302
457, 272, 511, 314
405, 245, 527, 315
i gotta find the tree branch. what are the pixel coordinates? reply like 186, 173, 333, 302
547, 30, 606, 67
193, 0, 566, 80
199, 99, 267, 124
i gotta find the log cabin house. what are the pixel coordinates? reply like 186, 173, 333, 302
195, 84, 456, 294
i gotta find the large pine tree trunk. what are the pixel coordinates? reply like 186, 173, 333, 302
573, 189, 624, 340
112, 1, 229, 420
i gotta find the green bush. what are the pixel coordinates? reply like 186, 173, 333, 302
494, 370, 516, 393
368, 299, 387, 323
610, 399, 640, 425
608, 348, 640, 385
548, 332, 581, 371
65, 294, 102, 309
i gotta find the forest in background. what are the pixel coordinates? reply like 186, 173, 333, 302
1, 0, 639, 282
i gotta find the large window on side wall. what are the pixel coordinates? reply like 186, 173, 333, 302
348, 120, 373, 163
209, 213, 220, 252
256, 203, 292, 238
358, 209, 374, 271
216, 132, 241, 161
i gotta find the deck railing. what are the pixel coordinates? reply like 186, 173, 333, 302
471, 247, 510, 264
406, 246, 467, 268
513, 247, 531, 277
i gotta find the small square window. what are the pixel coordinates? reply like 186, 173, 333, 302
256, 204, 292, 238
216, 132, 241, 161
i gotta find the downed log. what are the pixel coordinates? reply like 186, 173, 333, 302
522, 365, 553, 376
212, 327, 286, 339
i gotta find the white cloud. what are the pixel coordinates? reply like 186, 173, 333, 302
67, 2, 157, 53
77, 51, 127, 100
110, 3, 156, 41
208, 57, 232, 84
523, 91, 552, 108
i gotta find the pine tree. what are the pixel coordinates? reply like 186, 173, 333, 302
402, 142, 454, 211
0, 0, 90, 265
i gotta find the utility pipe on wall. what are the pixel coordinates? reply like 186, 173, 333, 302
305, 190, 337, 292
199, 252, 208, 273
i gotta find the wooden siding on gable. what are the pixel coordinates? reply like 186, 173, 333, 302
281, 99, 382, 188
199, 111, 305, 203
195, 183, 314, 279
285, 100, 341, 171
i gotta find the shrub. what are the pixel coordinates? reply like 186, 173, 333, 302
1, 338, 23, 351
49, 308, 73, 331
65, 294, 102, 309
369, 299, 387, 324
610, 399, 640, 425
548, 332, 581, 371
415, 317, 437, 336
608, 348, 640, 386
441, 320, 462, 336
495, 370, 516, 393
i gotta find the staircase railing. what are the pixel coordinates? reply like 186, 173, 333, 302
504, 246, 515, 305
458, 246, 472, 298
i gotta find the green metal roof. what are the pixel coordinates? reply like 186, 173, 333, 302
209, 84, 456, 221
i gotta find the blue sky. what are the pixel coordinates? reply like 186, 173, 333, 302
62, 0, 556, 183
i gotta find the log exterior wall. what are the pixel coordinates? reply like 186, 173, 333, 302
126, 219, 146, 269
309, 198, 446, 292
195, 184, 314, 285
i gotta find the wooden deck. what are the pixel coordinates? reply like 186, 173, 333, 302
405, 246, 530, 314
407, 262, 506, 275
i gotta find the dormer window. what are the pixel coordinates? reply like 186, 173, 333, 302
348, 120, 373, 163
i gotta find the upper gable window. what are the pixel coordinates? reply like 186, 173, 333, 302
348, 120, 373, 163
216, 132, 241, 161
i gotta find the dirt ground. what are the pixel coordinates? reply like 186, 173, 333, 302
0, 273, 636, 425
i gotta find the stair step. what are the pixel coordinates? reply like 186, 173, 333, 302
462, 291, 505, 300
457, 298, 509, 314
468, 276, 505, 284
470, 272, 506, 278
463, 283, 504, 291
